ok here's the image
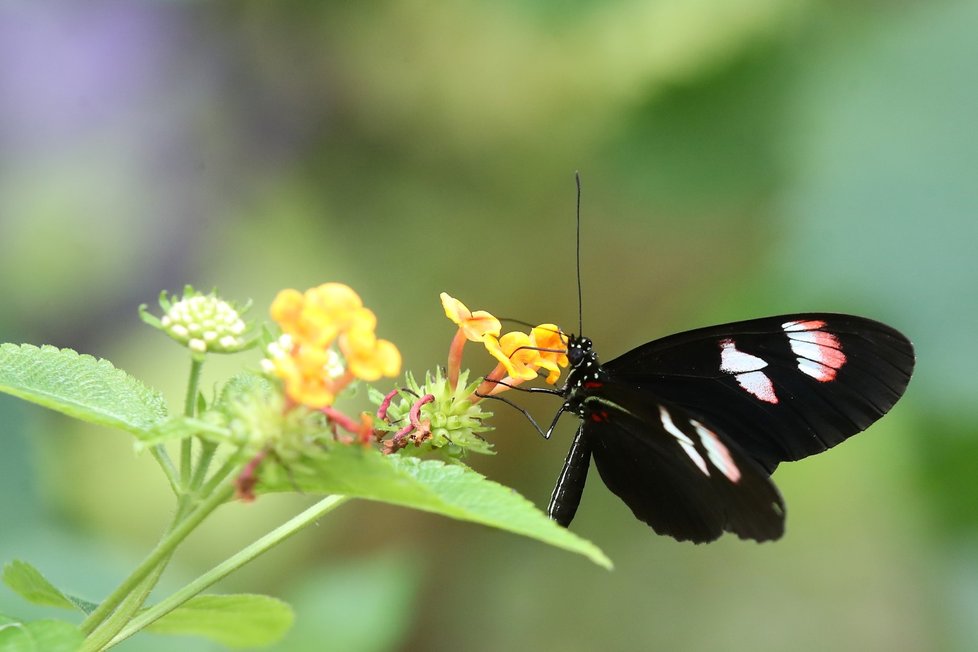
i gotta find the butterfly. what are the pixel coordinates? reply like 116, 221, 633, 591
543, 313, 915, 543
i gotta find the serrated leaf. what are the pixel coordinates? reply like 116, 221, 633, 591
259, 447, 612, 569
0, 561, 95, 616
1, 562, 74, 610
0, 615, 83, 652
0, 344, 167, 436
145, 594, 294, 648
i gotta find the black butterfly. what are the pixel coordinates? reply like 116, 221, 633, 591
543, 314, 914, 543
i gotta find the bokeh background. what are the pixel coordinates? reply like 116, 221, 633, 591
1, 1, 977, 650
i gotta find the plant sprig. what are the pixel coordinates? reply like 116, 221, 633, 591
0, 283, 608, 651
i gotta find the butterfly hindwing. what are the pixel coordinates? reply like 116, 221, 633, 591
602, 314, 915, 472
577, 381, 786, 543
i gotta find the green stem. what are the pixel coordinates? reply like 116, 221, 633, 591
149, 445, 180, 494
180, 358, 204, 489
198, 456, 240, 498
106, 495, 352, 648
79, 479, 235, 644
183, 357, 204, 418
189, 439, 218, 492
81, 559, 169, 652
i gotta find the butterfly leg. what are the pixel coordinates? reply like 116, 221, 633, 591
475, 392, 550, 438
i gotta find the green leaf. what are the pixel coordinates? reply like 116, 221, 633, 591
0, 615, 83, 652
1, 561, 96, 616
0, 344, 167, 436
259, 446, 612, 569
145, 594, 294, 648
1, 562, 73, 610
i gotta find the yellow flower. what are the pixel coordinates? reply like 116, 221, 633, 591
266, 282, 401, 408
441, 292, 502, 389
530, 324, 568, 385
440, 293, 501, 341
483, 331, 543, 382
340, 327, 402, 381
264, 340, 339, 408
272, 283, 366, 349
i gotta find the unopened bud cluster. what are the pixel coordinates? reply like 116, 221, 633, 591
140, 287, 253, 358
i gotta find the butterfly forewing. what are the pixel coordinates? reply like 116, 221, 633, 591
601, 314, 915, 472
578, 381, 786, 542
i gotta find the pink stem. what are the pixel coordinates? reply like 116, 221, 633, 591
447, 329, 467, 389
472, 363, 508, 401
377, 388, 400, 421
235, 450, 268, 502
392, 394, 435, 442
409, 394, 435, 429
322, 406, 363, 434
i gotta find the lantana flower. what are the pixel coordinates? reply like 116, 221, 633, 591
439, 292, 569, 398
440, 292, 501, 388
263, 283, 401, 409
479, 323, 568, 396
140, 286, 255, 360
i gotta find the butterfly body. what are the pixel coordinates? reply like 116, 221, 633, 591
546, 313, 914, 543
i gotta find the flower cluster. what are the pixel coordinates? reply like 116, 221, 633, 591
140, 287, 254, 359
440, 293, 568, 397
262, 283, 401, 408
371, 369, 494, 457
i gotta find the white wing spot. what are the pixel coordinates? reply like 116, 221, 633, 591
782, 320, 846, 382
734, 370, 778, 404
719, 338, 767, 373
659, 406, 709, 476
719, 339, 779, 404
691, 420, 741, 483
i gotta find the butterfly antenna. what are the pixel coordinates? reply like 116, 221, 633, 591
575, 171, 584, 335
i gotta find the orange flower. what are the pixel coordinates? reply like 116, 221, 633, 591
441, 293, 501, 341
272, 283, 367, 349
441, 292, 502, 389
483, 332, 542, 382
472, 323, 570, 398
264, 340, 341, 408
265, 282, 401, 409
340, 327, 402, 381
530, 324, 568, 385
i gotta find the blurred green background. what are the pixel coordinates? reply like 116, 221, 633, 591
1, 1, 976, 650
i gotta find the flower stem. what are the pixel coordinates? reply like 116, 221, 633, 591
150, 445, 180, 494
81, 559, 169, 652
106, 495, 352, 648
447, 329, 466, 389
180, 357, 204, 489
189, 439, 218, 491
79, 479, 235, 647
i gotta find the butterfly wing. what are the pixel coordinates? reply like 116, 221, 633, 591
576, 381, 785, 542
602, 314, 914, 472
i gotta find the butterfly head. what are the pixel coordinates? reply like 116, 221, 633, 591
566, 334, 594, 369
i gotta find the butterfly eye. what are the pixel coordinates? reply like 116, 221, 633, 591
566, 337, 591, 367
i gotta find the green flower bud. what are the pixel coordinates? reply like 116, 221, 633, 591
371, 368, 494, 458
140, 286, 256, 359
